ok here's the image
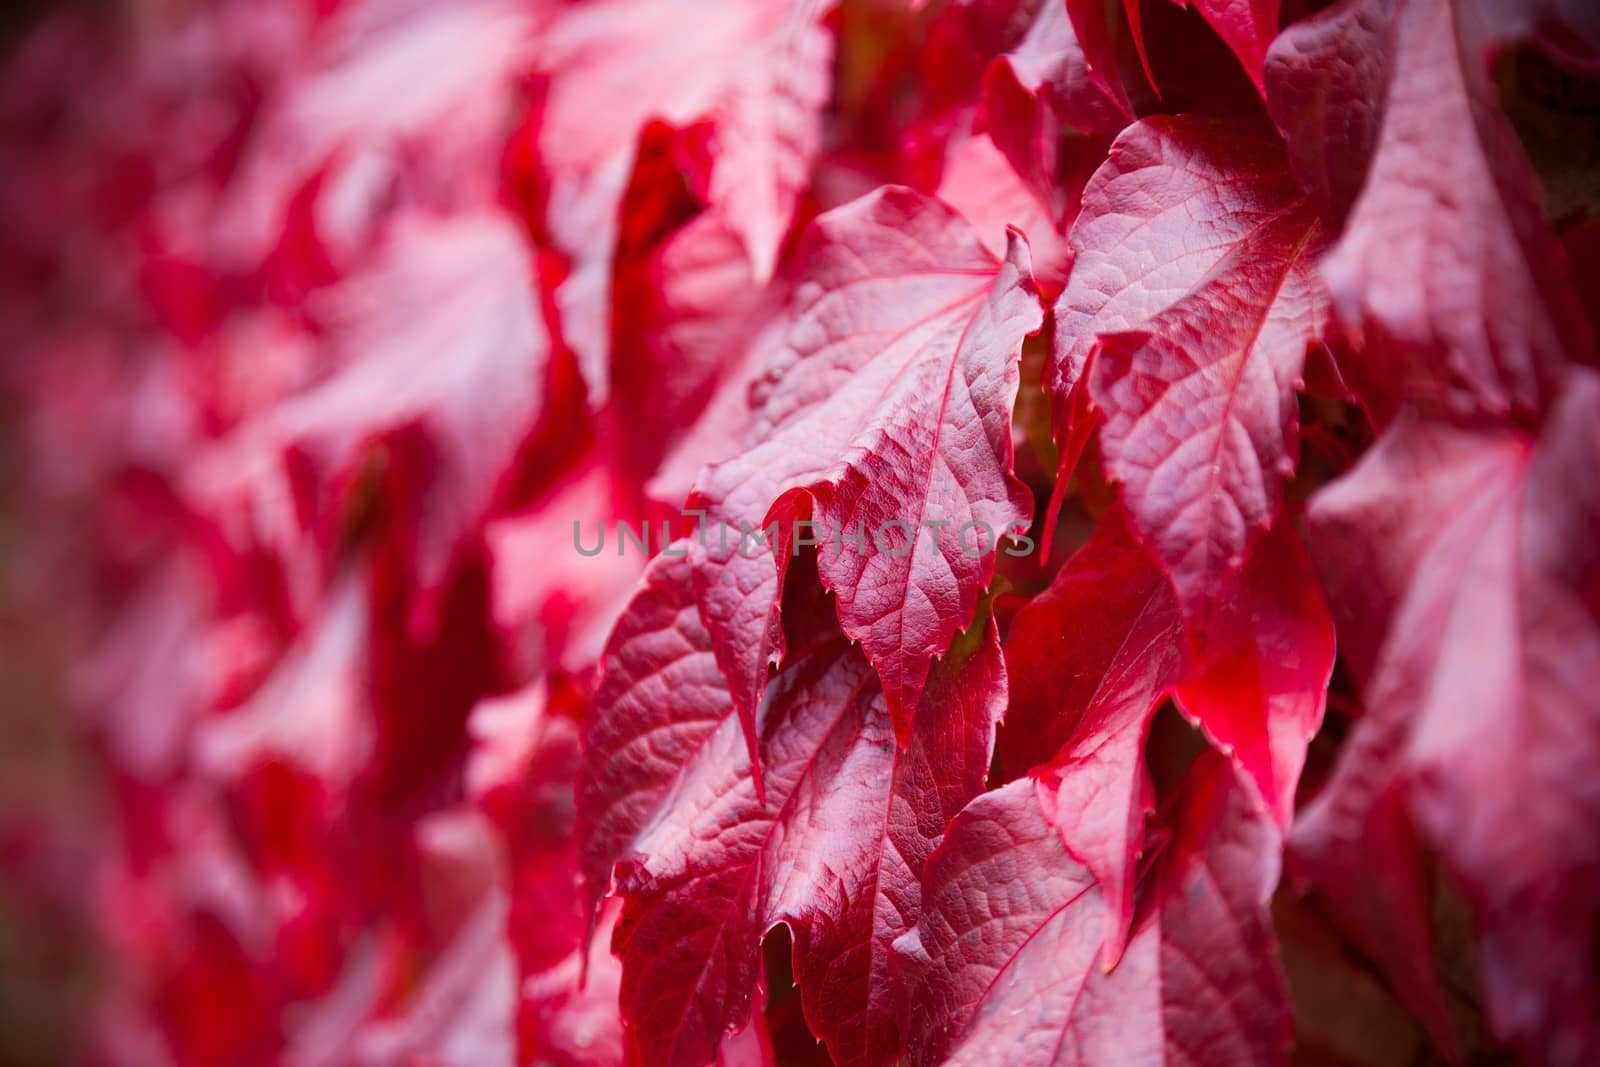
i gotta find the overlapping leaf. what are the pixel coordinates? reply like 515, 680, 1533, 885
610, 213, 796, 503
971, 0, 1129, 228
1001, 503, 1329, 961
1297, 371, 1600, 1063
999, 505, 1182, 959
1051, 115, 1329, 626
1268, 0, 1595, 427
936, 132, 1073, 297
898, 753, 1291, 1067
526, 0, 834, 398
689, 187, 1042, 752
7, 0, 1600, 1061
582, 551, 1004, 1067
195, 213, 550, 621
1171, 517, 1334, 831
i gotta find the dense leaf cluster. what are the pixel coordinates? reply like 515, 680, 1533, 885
0, 0, 1596, 1065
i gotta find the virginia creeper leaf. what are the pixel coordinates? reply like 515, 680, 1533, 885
689, 186, 1042, 749
1170, 512, 1334, 830
220, 0, 537, 269
935, 131, 1073, 297
1270, 0, 1595, 426
583, 549, 1005, 1066
528, 0, 834, 399
1186, 0, 1279, 90
1062, 0, 1141, 115
1000, 504, 1182, 961
1262, 0, 1394, 231
486, 459, 645, 679
898, 753, 1291, 1067
1299, 372, 1600, 1062
579, 549, 731, 912
208, 213, 549, 623
349, 811, 519, 1067
612, 214, 793, 500
975, 0, 1128, 228
196, 574, 369, 788
1003, 503, 1332, 961
1053, 115, 1329, 627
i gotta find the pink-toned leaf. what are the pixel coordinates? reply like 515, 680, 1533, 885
1298, 371, 1600, 1062
1053, 115, 1329, 625
786, 611, 1003, 1067
77, 551, 236, 782
896, 777, 1104, 1067
579, 549, 731, 912
1003, 503, 1333, 961
217, 0, 538, 269
469, 686, 626, 1067
1263, 0, 1395, 231
1050, 116, 1311, 433
1274, 0, 1595, 426
1288, 742, 1461, 1061
1188, 0, 1279, 90
935, 131, 1073, 297
690, 186, 1042, 748
609, 212, 796, 505
974, 0, 1128, 227
704, 15, 836, 285
1062, 0, 1140, 115
1052, 753, 1292, 1067
1294, 413, 1534, 1050
202, 213, 550, 625
520, 899, 627, 1067
528, 0, 834, 399
582, 551, 1005, 1067
1170, 515, 1335, 829
196, 573, 369, 788
899, 753, 1291, 1067
486, 459, 646, 679
347, 810, 518, 1067
999, 505, 1182, 961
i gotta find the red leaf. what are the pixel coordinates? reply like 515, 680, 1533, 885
222, 0, 537, 265
1003, 503, 1331, 960
609, 213, 796, 505
520, 899, 627, 1067
14, 0, 1600, 1060
897, 777, 1104, 1067
1187, 0, 1279, 90
1262, 0, 1394, 231
1053, 115, 1328, 628
348, 811, 519, 1067
486, 460, 646, 679
975, 0, 1128, 227
582, 551, 1004, 1067
1171, 515, 1334, 829
196, 573, 368, 788
1062, 0, 1141, 115
1000, 505, 1182, 960
469, 686, 627, 1067
935, 131, 1073, 298
1135, 753, 1292, 1065
207, 213, 550, 622
899, 753, 1290, 1067
1270, 0, 1594, 427
528, 0, 835, 399
689, 187, 1043, 749
1298, 372, 1600, 1061
580, 550, 731, 912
